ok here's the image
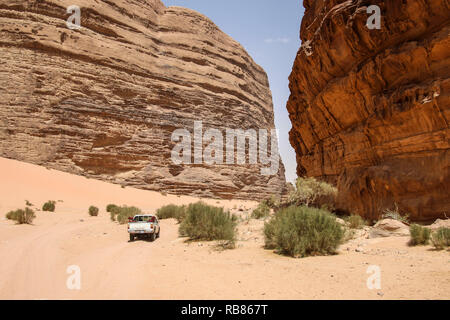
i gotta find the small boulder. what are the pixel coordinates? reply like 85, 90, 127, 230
369, 219, 409, 238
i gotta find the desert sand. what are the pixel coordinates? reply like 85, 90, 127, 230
0, 157, 449, 300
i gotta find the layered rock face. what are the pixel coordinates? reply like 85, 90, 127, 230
0, 0, 286, 200
288, 0, 449, 221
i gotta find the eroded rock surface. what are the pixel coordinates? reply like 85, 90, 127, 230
0, 0, 286, 200
287, 0, 449, 221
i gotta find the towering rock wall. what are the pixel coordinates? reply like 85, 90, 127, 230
0, 0, 286, 200
287, 0, 449, 221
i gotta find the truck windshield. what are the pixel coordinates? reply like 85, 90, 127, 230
133, 216, 155, 222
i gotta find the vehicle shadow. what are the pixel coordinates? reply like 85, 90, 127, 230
128, 236, 157, 243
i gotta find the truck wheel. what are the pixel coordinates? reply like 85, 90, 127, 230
157, 230, 160, 238
150, 232, 156, 242
129, 234, 135, 242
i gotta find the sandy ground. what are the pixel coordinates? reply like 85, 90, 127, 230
0, 157, 449, 300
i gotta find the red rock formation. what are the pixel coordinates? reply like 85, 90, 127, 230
287, 0, 449, 221
0, 0, 286, 200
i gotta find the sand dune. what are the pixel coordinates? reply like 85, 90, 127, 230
0, 157, 255, 215
0, 157, 449, 300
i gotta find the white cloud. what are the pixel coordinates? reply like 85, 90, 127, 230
264, 37, 290, 44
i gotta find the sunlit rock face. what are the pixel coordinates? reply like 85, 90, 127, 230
287, 0, 449, 221
0, 0, 286, 200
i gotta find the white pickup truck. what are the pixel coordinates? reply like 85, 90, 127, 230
128, 214, 160, 242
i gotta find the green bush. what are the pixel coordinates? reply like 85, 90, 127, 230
263, 195, 281, 209
118, 206, 142, 224
431, 227, 450, 250
106, 204, 119, 213
251, 202, 271, 219
156, 204, 186, 222
6, 209, 23, 221
409, 224, 431, 246
107, 204, 118, 221
286, 177, 337, 207
89, 206, 99, 217
179, 202, 237, 243
42, 201, 56, 212
264, 206, 344, 258
6, 208, 36, 224
109, 206, 142, 224
346, 215, 366, 229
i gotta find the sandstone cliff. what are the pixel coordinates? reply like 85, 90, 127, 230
0, 0, 286, 200
287, 0, 449, 221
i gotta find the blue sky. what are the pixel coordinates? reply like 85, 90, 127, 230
163, 0, 304, 183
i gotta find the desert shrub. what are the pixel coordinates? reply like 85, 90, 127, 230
25, 200, 33, 207
6, 208, 36, 224
107, 204, 119, 221
117, 206, 142, 224
6, 209, 23, 221
179, 202, 237, 243
251, 202, 271, 219
156, 204, 186, 222
42, 201, 56, 212
263, 195, 281, 209
286, 177, 337, 207
109, 206, 119, 222
106, 204, 119, 213
89, 206, 99, 217
175, 207, 187, 223
382, 203, 409, 224
285, 182, 295, 194
346, 215, 366, 229
431, 227, 450, 250
320, 203, 336, 213
109, 206, 142, 224
409, 224, 431, 246
264, 206, 344, 258
17, 208, 36, 224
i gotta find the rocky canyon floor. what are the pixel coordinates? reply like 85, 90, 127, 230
0, 157, 448, 300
